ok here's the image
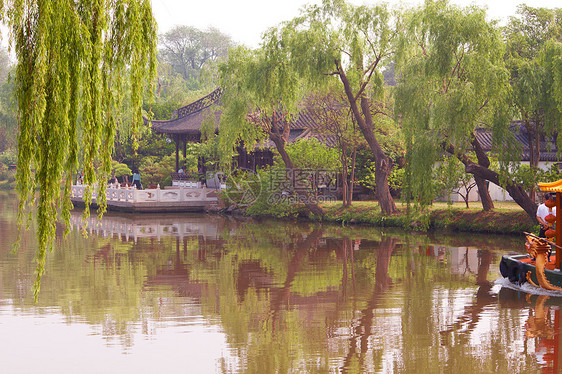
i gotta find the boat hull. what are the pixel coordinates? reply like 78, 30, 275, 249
500, 253, 562, 288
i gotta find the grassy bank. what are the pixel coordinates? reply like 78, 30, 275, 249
319, 201, 537, 235
231, 199, 538, 236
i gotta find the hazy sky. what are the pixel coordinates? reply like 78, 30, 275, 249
151, 0, 560, 48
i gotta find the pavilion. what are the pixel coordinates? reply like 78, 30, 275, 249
148, 87, 324, 173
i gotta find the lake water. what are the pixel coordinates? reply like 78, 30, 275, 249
0, 192, 559, 373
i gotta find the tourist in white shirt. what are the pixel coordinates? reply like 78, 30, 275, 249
537, 192, 556, 238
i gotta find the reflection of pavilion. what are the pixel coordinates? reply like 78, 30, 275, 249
69, 210, 221, 242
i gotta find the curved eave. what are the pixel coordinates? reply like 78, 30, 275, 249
147, 108, 221, 136
151, 119, 202, 135
538, 179, 562, 192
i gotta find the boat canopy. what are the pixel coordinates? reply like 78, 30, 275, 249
538, 179, 562, 192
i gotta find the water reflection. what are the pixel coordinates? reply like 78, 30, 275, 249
0, 193, 557, 373
524, 296, 560, 373
69, 210, 222, 241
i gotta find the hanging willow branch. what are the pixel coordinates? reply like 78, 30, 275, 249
6, 0, 157, 299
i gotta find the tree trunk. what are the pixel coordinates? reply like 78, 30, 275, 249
463, 194, 469, 208
348, 149, 356, 206
271, 134, 294, 169
446, 139, 536, 220
341, 235, 396, 372
373, 156, 396, 214
270, 228, 324, 332
338, 66, 396, 214
474, 176, 494, 210
341, 144, 349, 207
471, 136, 494, 211
465, 163, 537, 220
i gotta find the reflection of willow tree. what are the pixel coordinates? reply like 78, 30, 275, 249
398, 247, 542, 373
205, 225, 395, 371
398, 242, 468, 373
340, 236, 397, 373
438, 251, 495, 341
192, 222, 345, 372
190, 220, 507, 373
202, 223, 338, 372
39, 235, 155, 346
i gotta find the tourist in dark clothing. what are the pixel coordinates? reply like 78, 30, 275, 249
132, 168, 142, 190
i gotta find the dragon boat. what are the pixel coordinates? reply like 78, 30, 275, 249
499, 179, 562, 291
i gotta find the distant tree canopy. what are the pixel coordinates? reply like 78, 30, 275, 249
158, 25, 234, 87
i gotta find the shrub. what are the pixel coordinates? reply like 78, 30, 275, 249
0, 149, 16, 167
139, 155, 176, 188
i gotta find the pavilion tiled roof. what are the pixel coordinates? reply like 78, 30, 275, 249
149, 87, 321, 139
151, 108, 221, 135
474, 121, 560, 162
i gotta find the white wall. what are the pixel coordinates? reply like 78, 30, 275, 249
440, 161, 559, 202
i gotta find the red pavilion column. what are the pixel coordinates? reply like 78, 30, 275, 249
556, 192, 562, 269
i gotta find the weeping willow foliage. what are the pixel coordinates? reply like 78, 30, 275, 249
217, 45, 306, 170
395, 1, 512, 205
5, 0, 157, 298
537, 40, 562, 152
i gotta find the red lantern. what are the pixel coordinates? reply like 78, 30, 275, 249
545, 229, 556, 238
546, 214, 557, 224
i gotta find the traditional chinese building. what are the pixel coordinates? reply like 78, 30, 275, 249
148, 87, 325, 173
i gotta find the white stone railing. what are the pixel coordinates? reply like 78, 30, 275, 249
172, 180, 203, 188
71, 184, 218, 203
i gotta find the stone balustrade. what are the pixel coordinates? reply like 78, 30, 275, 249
71, 184, 218, 205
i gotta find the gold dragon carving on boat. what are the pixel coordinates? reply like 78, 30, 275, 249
525, 235, 562, 291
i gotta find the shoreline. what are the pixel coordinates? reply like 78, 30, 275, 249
1, 189, 538, 236
211, 201, 538, 236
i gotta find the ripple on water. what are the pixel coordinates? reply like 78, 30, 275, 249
494, 277, 562, 297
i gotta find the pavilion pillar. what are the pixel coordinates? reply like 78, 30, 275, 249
175, 137, 179, 172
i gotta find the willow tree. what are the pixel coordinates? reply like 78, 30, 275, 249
9, 0, 158, 297
394, 0, 542, 218
504, 5, 562, 201
268, 0, 399, 215
217, 44, 325, 217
